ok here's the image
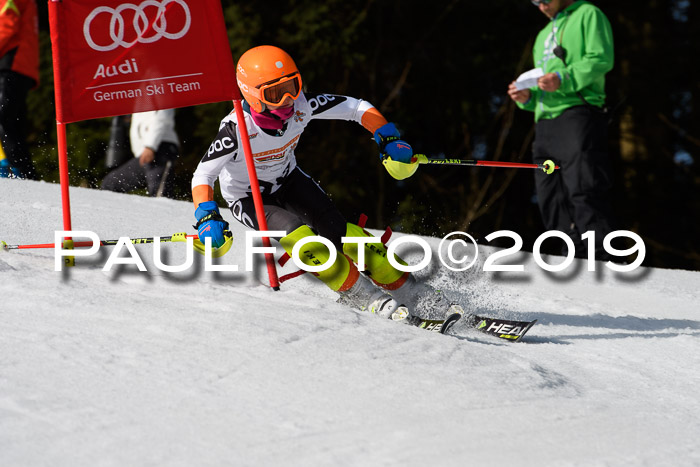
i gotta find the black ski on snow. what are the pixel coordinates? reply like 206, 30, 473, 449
462, 315, 537, 342
411, 313, 536, 341
412, 312, 463, 334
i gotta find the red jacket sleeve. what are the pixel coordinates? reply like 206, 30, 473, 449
0, 0, 39, 84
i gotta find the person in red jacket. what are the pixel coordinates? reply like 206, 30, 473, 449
0, 0, 39, 179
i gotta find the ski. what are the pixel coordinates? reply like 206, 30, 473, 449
463, 315, 537, 342
373, 302, 535, 342
411, 312, 463, 335
403, 312, 535, 341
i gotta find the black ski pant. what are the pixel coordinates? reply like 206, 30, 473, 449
533, 106, 615, 258
0, 71, 37, 179
229, 167, 348, 250
101, 142, 178, 197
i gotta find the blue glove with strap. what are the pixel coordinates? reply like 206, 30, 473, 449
194, 201, 230, 248
374, 122, 413, 164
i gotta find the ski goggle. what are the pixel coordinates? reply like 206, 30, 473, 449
257, 73, 303, 106
531, 0, 552, 5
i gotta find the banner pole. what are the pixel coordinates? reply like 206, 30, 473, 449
56, 121, 72, 231
233, 99, 280, 290
49, 0, 74, 264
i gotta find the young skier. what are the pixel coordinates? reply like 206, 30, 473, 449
191, 45, 462, 323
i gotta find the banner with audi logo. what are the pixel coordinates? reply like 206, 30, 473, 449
49, 0, 239, 123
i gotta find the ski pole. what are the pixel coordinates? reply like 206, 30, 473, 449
2, 231, 233, 258
412, 154, 559, 174
2, 232, 197, 250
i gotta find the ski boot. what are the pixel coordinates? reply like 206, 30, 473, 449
339, 273, 416, 323
386, 274, 465, 320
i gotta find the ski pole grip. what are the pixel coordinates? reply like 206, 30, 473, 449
412, 154, 429, 164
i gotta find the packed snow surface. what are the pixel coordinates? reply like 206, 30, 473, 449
1, 179, 699, 466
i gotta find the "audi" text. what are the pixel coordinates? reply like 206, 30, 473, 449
93, 58, 139, 80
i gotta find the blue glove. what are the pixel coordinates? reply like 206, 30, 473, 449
374, 122, 413, 164
194, 201, 230, 248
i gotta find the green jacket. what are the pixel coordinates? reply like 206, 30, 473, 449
517, 1, 614, 122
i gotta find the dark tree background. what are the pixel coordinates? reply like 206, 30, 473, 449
25, 0, 699, 270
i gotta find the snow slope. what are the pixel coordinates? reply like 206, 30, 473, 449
1, 178, 699, 467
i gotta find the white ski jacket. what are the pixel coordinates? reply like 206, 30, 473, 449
130, 109, 179, 157
192, 92, 403, 206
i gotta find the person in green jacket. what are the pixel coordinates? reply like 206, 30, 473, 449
508, 0, 616, 260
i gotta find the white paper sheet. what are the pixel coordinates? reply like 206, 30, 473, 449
515, 67, 544, 90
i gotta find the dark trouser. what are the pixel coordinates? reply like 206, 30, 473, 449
229, 167, 348, 249
0, 71, 37, 179
101, 142, 178, 197
533, 106, 615, 258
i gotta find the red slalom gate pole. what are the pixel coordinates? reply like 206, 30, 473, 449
233, 99, 280, 290
56, 121, 72, 231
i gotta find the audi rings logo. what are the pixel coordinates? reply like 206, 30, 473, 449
83, 0, 192, 52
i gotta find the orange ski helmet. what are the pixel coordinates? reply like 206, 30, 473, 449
236, 45, 303, 112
